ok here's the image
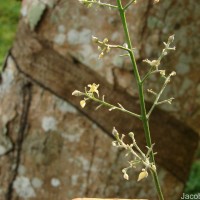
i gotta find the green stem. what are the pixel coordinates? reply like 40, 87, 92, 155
116, 0, 164, 199
83, 0, 118, 9
85, 94, 141, 119
124, 0, 135, 10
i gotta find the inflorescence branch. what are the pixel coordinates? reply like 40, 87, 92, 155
112, 127, 156, 181
92, 36, 132, 59
146, 71, 176, 119
72, 83, 141, 119
142, 35, 176, 83
79, 0, 118, 9
73, 1, 176, 199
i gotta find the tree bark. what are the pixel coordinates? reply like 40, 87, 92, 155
0, 0, 199, 200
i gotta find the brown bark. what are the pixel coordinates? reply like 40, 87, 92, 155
0, 0, 199, 200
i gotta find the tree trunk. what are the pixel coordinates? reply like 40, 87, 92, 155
0, 0, 199, 200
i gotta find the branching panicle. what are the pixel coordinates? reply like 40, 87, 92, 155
73, 1, 176, 199
112, 128, 156, 181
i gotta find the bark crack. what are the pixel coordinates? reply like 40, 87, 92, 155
10, 51, 115, 141
140, 0, 152, 42
6, 83, 32, 200
85, 135, 98, 196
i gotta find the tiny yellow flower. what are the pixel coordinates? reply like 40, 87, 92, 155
88, 83, 99, 97
80, 100, 86, 108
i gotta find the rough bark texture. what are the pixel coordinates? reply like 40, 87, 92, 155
0, 0, 199, 200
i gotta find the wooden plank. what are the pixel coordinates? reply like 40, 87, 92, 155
72, 199, 148, 200
11, 21, 199, 183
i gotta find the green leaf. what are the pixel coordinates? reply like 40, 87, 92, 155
28, 2, 46, 31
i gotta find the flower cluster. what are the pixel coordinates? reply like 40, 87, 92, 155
143, 35, 176, 70
112, 128, 156, 181
92, 36, 111, 59
72, 83, 141, 119
79, 0, 95, 7
72, 83, 99, 108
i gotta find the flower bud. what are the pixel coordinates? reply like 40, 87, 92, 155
112, 127, 119, 137
80, 100, 86, 108
92, 36, 99, 43
168, 34, 175, 43
106, 46, 111, 53
170, 71, 176, 76
123, 43, 128, 48
103, 38, 108, 43
72, 90, 84, 96
112, 141, 117, 147
128, 132, 134, 138
160, 70, 165, 76
137, 170, 148, 181
123, 173, 129, 180
151, 164, 156, 172
151, 60, 160, 67
98, 52, 104, 59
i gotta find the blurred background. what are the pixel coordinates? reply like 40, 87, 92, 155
0, 1, 20, 68
0, 0, 199, 199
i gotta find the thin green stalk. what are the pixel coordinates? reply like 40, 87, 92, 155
81, 0, 118, 9
85, 93, 141, 119
116, 0, 164, 199
124, 0, 135, 10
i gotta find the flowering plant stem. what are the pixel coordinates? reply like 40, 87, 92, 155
116, 0, 164, 199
